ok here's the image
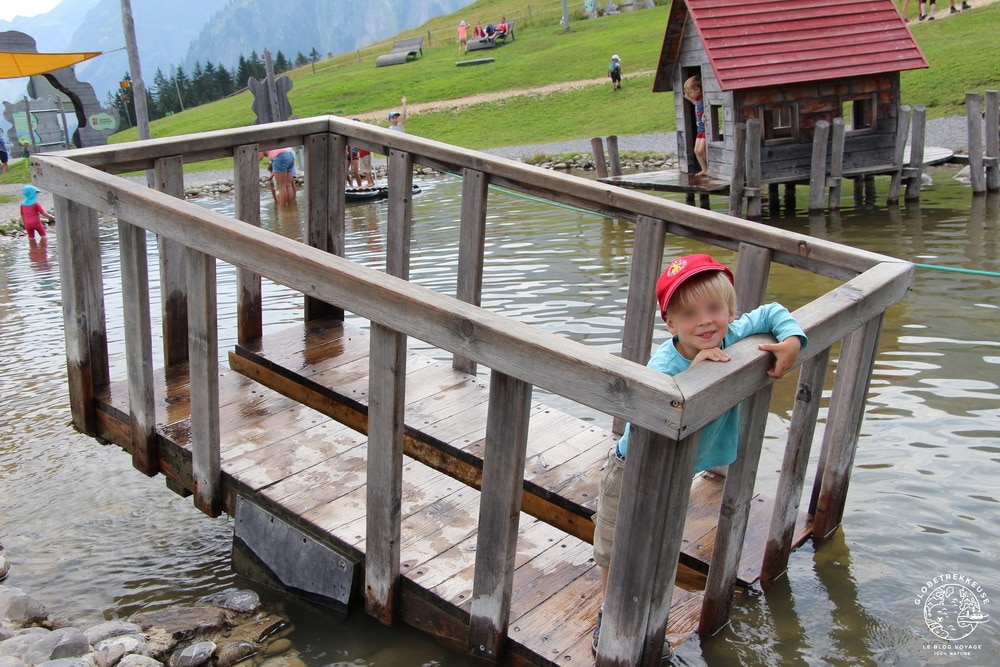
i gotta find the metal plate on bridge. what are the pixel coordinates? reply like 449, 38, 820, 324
234, 496, 356, 606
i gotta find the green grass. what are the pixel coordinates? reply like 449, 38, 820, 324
28, 0, 1000, 178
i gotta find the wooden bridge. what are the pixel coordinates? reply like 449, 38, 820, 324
33, 117, 913, 666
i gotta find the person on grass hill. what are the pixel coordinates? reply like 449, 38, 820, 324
590, 254, 806, 659
608, 54, 622, 91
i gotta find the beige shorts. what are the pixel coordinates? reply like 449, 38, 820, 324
592, 447, 625, 569
358, 152, 373, 175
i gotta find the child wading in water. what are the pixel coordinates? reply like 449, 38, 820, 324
590, 254, 806, 659
683, 75, 709, 177
608, 54, 622, 91
20, 185, 55, 241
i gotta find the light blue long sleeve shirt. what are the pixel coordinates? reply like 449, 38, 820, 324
616, 302, 807, 472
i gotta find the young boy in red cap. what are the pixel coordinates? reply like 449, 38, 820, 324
591, 253, 806, 657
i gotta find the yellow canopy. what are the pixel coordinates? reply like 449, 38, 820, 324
0, 50, 102, 79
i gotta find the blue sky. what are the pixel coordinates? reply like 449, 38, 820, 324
1, 0, 63, 22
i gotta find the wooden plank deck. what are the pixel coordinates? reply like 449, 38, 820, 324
92, 317, 812, 664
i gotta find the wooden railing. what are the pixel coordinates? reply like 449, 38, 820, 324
33, 116, 912, 667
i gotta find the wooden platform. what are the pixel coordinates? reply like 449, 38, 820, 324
92, 317, 812, 664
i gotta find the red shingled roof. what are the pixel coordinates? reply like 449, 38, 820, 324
655, 0, 928, 91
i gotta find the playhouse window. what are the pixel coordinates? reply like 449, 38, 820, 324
762, 104, 797, 141
843, 94, 876, 132
709, 103, 724, 143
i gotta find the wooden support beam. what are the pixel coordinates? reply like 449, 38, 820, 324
828, 118, 845, 210
305, 131, 345, 320
154, 155, 189, 365
469, 372, 533, 661
607, 135, 622, 177
808, 121, 830, 212
118, 218, 159, 476
591, 137, 608, 179
905, 106, 927, 202
985, 90, 999, 192
887, 105, 911, 205
967, 92, 986, 195
728, 123, 747, 218
745, 119, 762, 219
453, 167, 489, 375
234, 144, 263, 343
386, 149, 414, 280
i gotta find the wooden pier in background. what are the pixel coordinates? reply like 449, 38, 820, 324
36, 116, 913, 666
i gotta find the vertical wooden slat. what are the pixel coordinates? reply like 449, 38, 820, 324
305, 132, 345, 320
453, 167, 489, 374
808, 120, 830, 211
386, 148, 414, 279
187, 248, 221, 517
699, 382, 775, 635
745, 118, 762, 218
154, 155, 189, 365
234, 144, 263, 343
728, 122, 746, 217
887, 105, 911, 205
469, 372, 533, 661
812, 314, 884, 538
761, 346, 831, 582
733, 243, 771, 315
985, 90, 999, 192
118, 219, 158, 476
966, 92, 986, 194
614, 214, 666, 434
905, 105, 927, 202
365, 321, 407, 625
828, 118, 845, 210
598, 429, 697, 666
54, 196, 107, 432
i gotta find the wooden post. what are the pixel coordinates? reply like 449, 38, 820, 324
985, 90, 999, 192
591, 137, 608, 179
305, 131, 345, 320
154, 156, 189, 365
892, 104, 910, 206
811, 315, 884, 538
733, 243, 771, 314
234, 144, 262, 343
386, 148, 414, 280
598, 429, 698, 666
905, 106, 927, 202
745, 118, 762, 218
760, 346, 831, 582
469, 372, 533, 660
366, 322, 407, 625
453, 168, 489, 374
966, 92, 986, 195
54, 197, 108, 433
808, 120, 830, 211
615, 215, 666, 434
187, 248, 222, 518
728, 123, 747, 217
607, 135, 622, 177
828, 118, 845, 210
118, 218, 158, 476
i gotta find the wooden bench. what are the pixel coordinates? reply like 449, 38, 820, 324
375, 37, 424, 67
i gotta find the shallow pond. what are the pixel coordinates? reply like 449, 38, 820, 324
0, 164, 997, 665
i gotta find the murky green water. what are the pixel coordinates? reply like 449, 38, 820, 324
1, 164, 996, 665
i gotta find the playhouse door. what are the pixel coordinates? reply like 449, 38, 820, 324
680, 66, 704, 176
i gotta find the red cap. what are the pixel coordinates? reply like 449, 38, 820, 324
655, 254, 734, 321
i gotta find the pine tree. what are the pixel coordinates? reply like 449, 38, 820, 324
273, 51, 290, 73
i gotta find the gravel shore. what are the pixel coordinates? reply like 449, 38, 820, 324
1, 115, 978, 227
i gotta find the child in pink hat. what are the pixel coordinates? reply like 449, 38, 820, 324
20, 185, 55, 240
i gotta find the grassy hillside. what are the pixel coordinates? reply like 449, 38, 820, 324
58, 0, 1000, 158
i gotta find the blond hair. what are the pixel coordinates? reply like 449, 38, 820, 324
666, 270, 736, 317
683, 75, 702, 96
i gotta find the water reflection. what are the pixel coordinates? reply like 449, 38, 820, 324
0, 164, 997, 664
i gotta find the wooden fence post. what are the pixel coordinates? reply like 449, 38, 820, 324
808, 121, 830, 211
905, 105, 927, 202
745, 118, 762, 218
234, 144, 263, 342
728, 122, 747, 217
966, 92, 986, 195
591, 137, 608, 178
305, 131, 345, 320
453, 167, 490, 374
985, 90, 999, 192
828, 118, 845, 210
154, 156, 189, 365
607, 135, 622, 177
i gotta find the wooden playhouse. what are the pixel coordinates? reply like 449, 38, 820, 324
653, 0, 929, 183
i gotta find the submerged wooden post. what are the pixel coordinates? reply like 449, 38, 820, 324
828, 118, 845, 210
616, 215, 666, 434
728, 123, 747, 217
469, 372, 533, 660
591, 137, 609, 179
887, 105, 911, 205
966, 92, 986, 194
808, 120, 830, 211
985, 90, 999, 192
607, 135, 622, 177
305, 131, 345, 320
811, 315, 884, 538
453, 167, 489, 374
187, 248, 222, 517
745, 119, 762, 218
154, 156, 189, 365
118, 217, 158, 476
54, 196, 108, 433
905, 106, 927, 202
761, 347, 831, 582
234, 144, 262, 343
